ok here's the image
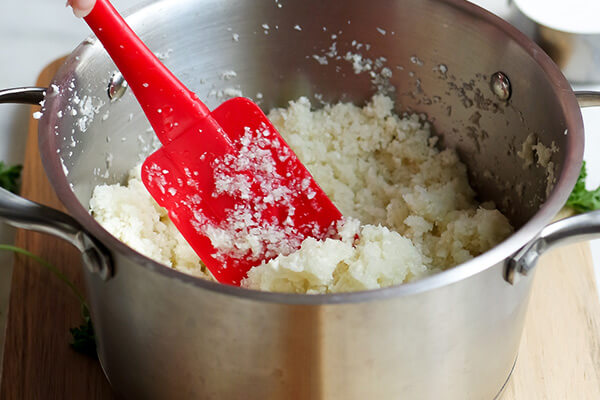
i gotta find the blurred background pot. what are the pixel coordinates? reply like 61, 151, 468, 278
513, 0, 600, 83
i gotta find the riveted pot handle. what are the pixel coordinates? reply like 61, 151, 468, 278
506, 210, 600, 284
0, 87, 112, 280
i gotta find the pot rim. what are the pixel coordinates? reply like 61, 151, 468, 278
39, 0, 584, 305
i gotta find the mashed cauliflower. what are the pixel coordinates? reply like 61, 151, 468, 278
89, 95, 513, 293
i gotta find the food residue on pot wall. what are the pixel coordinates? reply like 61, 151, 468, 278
517, 132, 558, 197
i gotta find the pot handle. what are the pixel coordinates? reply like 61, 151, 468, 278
0, 87, 112, 280
574, 91, 600, 108
506, 211, 600, 284
506, 91, 600, 284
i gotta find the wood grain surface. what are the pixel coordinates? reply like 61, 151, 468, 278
1, 59, 599, 400
0, 58, 115, 400
503, 242, 600, 399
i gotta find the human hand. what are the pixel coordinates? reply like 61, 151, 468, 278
67, 0, 96, 18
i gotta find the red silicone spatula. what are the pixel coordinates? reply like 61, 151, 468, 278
84, 0, 342, 285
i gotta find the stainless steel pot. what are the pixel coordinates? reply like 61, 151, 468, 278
1, 0, 599, 398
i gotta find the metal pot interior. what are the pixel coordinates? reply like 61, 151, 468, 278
39, 0, 583, 270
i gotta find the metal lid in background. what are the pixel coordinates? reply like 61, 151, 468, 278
511, 0, 600, 84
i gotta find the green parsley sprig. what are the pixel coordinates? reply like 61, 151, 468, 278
0, 162, 22, 193
566, 161, 600, 213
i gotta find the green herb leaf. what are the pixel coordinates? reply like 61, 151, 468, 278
0, 244, 97, 358
566, 161, 600, 213
69, 304, 97, 357
0, 162, 22, 193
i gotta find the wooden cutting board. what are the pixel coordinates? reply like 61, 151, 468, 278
1, 59, 600, 400
0, 58, 116, 400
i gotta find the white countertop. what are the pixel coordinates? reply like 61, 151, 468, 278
1, 0, 600, 364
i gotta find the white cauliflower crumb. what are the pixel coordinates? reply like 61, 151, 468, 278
90, 166, 213, 280
90, 95, 513, 294
223, 87, 243, 98
220, 70, 238, 80
243, 219, 429, 293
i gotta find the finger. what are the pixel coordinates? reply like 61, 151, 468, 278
67, 0, 96, 18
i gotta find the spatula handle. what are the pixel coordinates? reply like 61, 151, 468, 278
85, 0, 210, 145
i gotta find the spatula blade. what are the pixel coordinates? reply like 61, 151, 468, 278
142, 98, 342, 286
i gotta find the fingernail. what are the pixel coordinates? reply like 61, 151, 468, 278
71, 0, 95, 18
